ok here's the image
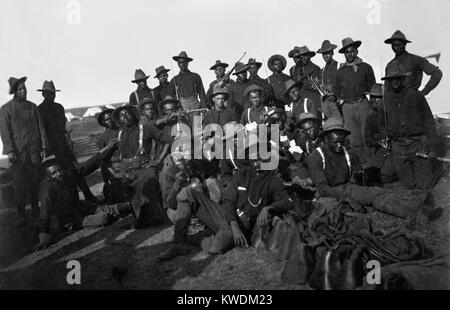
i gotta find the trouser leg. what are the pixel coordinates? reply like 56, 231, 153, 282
380, 153, 398, 184
11, 163, 27, 218
392, 141, 416, 189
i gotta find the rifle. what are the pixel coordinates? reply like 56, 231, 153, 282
416, 152, 450, 163
379, 55, 391, 156
216, 52, 247, 88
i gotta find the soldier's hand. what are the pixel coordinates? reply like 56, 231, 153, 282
231, 222, 248, 248
292, 152, 303, 162
41, 149, 48, 159
7, 152, 17, 163
257, 206, 271, 228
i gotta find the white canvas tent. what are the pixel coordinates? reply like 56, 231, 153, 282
65, 112, 77, 122
104, 104, 115, 110
82, 106, 102, 118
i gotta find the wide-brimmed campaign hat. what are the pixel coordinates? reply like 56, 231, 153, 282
154, 66, 170, 78
296, 46, 316, 58
159, 95, 180, 108
42, 155, 63, 169
97, 108, 115, 126
339, 37, 362, 53
268, 54, 287, 72
282, 79, 302, 97
37, 80, 61, 92
243, 84, 264, 98
384, 30, 411, 44
233, 62, 249, 75
319, 117, 350, 137
288, 46, 301, 58
112, 105, 141, 125
246, 58, 262, 69
210, 60, 229, 70
381, 61, 411, 80
138, 97, 157, 111
295, 112, 321, 127
8, 76, 27, 95
366, 83, 383, 97
173, 51, 193, 62
132, 69, 150, 83
209, 86, 230, 100
317, 40, 338, 54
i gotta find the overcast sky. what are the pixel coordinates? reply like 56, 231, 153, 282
1, 0, 449, 112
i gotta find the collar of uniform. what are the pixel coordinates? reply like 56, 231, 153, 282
251, 104, 266, 112
325, 59, 337, 68
179, 70, 192, 76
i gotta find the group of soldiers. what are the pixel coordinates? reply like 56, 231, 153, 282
0, 30, 445, 260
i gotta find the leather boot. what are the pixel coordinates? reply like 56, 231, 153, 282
157, 243, 189, 261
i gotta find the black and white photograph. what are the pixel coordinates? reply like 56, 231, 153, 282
0, 0, 450, 294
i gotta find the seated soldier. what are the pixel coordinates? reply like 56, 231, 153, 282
307, 117, 443, 222
240, 85, 270, 125
108, 105, 174, 228
364, 83, 397, 185
203, 86, 236, 127
35, 154, 132, 250
222, 142, 294, 248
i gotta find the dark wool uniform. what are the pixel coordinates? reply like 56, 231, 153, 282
203, 107, 237, 128
322, 59, 339, 87
385, 51, 442, 95
321, 60, 341, 119
38, 100, 74, 161
206, 79, 235, 109
267, 72, 291, 108
247, 75, 274, 108
0, 98, 48, 217
333, 60, 376, 161
307, 143, 429, 219
168, 70, 207, 110
228, 78, 250, 119
129, 86, 157, 106
286, 98, 322, 125
290, 62, 322, 110
153, 82, 171, 103
221, 167, 293, 236
384, 88, 438, 189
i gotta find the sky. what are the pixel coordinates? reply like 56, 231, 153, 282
1, 0, 449, 113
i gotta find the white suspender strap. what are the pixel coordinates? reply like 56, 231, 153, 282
229, 149, 238, 170
304, 98, 309, 113
134, 91, 139, 105
343, 146, 352, 175
118, 130, 123, 141
138, 123, 144, 154
317, 147, 326, 170
264, 106, 268, 112
247, 108, 251, 124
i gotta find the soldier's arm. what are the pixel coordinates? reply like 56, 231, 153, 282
366, 64, 376, 92
35, 105, 49, 152
419, 94, 439, 149
221, 171, 240, 223
419, 57, 443, 96
145, 121, 173, 144
0, 106, 14, 155
196, 74, 208, 108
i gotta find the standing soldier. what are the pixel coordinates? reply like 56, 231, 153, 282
129, 69, 157, 106
228, 62, 250, 119
0, 77, 48, 224
316, 40, 341, 120
288, 46, 301, 79
206, 60, 235, 109
266, 54, 290, 108
168, 51, 207, 111
153, 66, 171, 104
382, 61, 438, 189
246, 58, 274, 107
334, 37, 376, 163
384, 30, 443, 96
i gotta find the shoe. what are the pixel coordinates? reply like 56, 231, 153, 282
157, 243, 189, 261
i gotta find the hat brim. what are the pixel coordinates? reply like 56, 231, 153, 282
283, 81, 303, 97
233, 65, 250, 75
9, 77, 27, 95
384, 38, 411, 44
173, 56, 193, 62
209, 91, 230, 100
244, 86, 264, 98
295, 116, 321, 127
138, 99, 157, 111
268, 55, 287, 72
319, 127, 351, 137
381, 71, 411, 80
37, 89, 61, 92
248, 63, 262, 69
97, 108, 115, 126
131, 76, 150, 83
112, 105, 141, 125
210, 63, 229, 70
317, 44, 338, 54
154, 69, 170, 78
297, 51, 316, 58
159, 98, 180, 109
42, 157, 63, 169
338, 41, 362, 53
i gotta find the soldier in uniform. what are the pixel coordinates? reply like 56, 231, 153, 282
266, 54, 290, 108
246, 58, 274, 107
206, 60, 235, 110
153, 66, 171, 105
228, 62, 250, 119
129, 69, 157, 106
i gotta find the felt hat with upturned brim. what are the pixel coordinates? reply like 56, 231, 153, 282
317, 40, 338, 54
384, 30, 412, 44
295, 46, 316, 58
97, 108, 115, 127
268, 54, 287, 72
37, 80, 61, 92
366, 83, 384, 97
173, 51, 193, 62
209, 86, 230, 100
233, 62, 249, 75
319, 117, 350, 137
112, 105, 140, 126
42, 155, 63, 170
138, 97, 158, 111
381, 61, 411, 80
210, 60, 229, 70
338, 37, 362, 53
8, 76, 27, 95
246, 58, 262, 69
159, 96, 181, 109
154, 66, 170, 78
132, 69, 150, 83
288, 46, 301, 58
243, 84, 264, 98
282, 79, 302, 97
295, 112, 321, 127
